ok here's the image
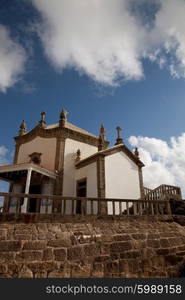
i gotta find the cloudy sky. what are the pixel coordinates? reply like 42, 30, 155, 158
0, 0, 185, 196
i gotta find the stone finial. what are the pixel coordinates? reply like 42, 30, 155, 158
115, 126, 123, 145
99, 124, 105, 140
75, 149, 81, 163
39, 111, 46, 126
98, 124, 106, 151
134, 147, 139, 158
19, 120, 27, 136
59, 109, 68, 127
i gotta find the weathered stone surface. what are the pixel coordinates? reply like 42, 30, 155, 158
48, 239, 71, 248
147, 239, 160, 248
16, 251, 42, 261
132, 234, 146, 240
67, 246, 84, 260
84, 244, 100, 256
43, 248, 53, 261
27, 262, 58, 273
0, 241, 21, 252
0, 252, 15, 262
160, 239, 170, 248
23, 241, 46, 250
71, 263, 91, 278
0, 218, 185, 278
110, 241, 132, 253
54, 248, 66, 261
19, 266, 33, 278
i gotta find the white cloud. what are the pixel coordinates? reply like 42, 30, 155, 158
129, 134, 185, 197
0, 145, 8, 165
32, 0, 146, 86
31, 0, 185, 85
0, 25, 26, 92
153, 0, 185, 78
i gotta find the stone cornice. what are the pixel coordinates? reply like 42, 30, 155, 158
14, 124, 109, 148
76, 144, 144, 169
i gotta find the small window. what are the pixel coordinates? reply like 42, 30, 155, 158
29, 152, 42, 165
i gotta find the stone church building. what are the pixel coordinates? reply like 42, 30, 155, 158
0, 110, 145, 214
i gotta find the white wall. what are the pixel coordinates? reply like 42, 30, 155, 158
17, 137, 57, 171
40, 178, 54, 213
105, 152, 140, 215
75, 162, 98, 214
63, 138, 98, 197
75, 162, 97, 197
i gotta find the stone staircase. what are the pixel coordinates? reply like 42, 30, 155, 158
144, 184, 182, 201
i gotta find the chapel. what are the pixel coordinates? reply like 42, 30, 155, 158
0, 110, 145, 214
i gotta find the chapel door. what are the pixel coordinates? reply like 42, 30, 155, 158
28, 185, 41, 212
76, 179, 87, 214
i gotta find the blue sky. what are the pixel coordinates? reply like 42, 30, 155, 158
0, 0, 185, 195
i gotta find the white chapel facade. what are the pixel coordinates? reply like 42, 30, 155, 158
0, 110, 145, 214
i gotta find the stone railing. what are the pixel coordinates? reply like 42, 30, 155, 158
144, 184, 182, 201
0, 192, 172, 217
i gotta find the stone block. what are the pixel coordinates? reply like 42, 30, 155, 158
71, 263, 91, 278
23, 241, 46, 250
156, 248, 170, 255
0, 264, 7, 273
147, 239, 160, 248
94, 255, 109, 263
119, 260, 129, 273
148, 234, 160, 239
110, 241, 132, 253
16, 251, 43, 261
27, 262, 58, 272
43, 248, 53, 261
14, 235, 32, 240
47, 239, 71, 248
54, 248, 67, 261
113, 234, 131, 241
0, 251, 15, 262
84, 244, 100, 257
120, 250, 141, 259
169, 238, 183, 247
110, 253, 120, 260
34, 271, 48, 278
132, 234, 146, 240
176, 251, 185, 256
0, 241, 22, 252
100, 243, 110, 255
165, 255, 183, 265
19, 266, 33, 278
91, 263, 104, 277
177, 245, 185, 252
160, 239, 170, 248
67, 246, 84, 260
7, 263, 23, 277
105, 261, 119, 274
48, 270, 70, 278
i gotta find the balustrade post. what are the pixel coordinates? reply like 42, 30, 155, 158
2, 196, 10, 213
166, 201, 172, 215
133, 203, 137, 215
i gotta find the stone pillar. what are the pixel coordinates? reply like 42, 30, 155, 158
53, 137, 65, 212
138, 166, 145, 199
97, 156, 107, 215
22, 169, 32, 213
9, 183, 23, 213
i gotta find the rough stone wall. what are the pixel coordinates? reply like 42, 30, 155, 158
0, 218, 185, 278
